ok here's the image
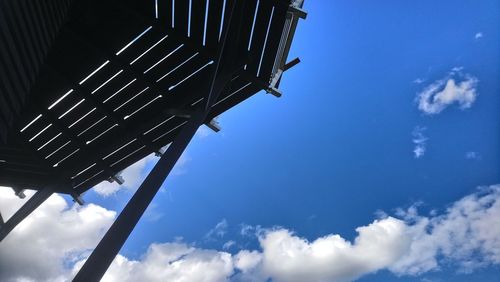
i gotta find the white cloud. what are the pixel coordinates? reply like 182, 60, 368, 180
412, 126, 428, 158
171, 152, 192, 176
205, 219, 229, 241
256, 219, 410, 282
2, 185, 500, 282
413, 78, 425, 84
235, 250, 262, 273
223, 240, 236, 250
240, 224, 256, 237
416, 68, 478, 115
196, 126, 214, 139
143, 202, 165, 222
390, 185, 500, 274
475, 32, 483, 40
93, 243, 234, 282
0, 189, 115, 282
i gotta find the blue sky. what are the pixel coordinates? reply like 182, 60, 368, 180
1, 1, 499, 281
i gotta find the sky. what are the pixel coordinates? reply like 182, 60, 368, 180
1, 0, 500, 281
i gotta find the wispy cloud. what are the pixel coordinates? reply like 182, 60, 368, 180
2, 185, 500, 281
196, 126, 214, 139
204, 219, 229, 241
222, 240, 236, 250
412, 126, 428, 158
143, 202, 164, 222
416, 68, 478, 115
465, 151, 481, 160
413, 78, 425, 84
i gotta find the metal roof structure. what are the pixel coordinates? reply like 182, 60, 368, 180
0, 0, 305, 280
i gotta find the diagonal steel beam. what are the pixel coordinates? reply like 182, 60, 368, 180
72, 1, 244, 281
0, 187, 53, 242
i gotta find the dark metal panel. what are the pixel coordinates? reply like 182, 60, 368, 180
157, 0, 173, 26
0, 18, 28, 110
0, 0, 72, 142
190, 0, 207, 46
257, 3, 288, 80
2, 1, 36, 85
246, 0, 273, 76
17, 0, 45, 64
31, 0, 52, 51
205, 0, 223, 50
236, 0, 258, 60
174, 0, 189, 37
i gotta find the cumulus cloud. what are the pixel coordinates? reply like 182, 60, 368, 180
0, 189, 115, 282
416, 68, 478, 115
255, 219, 410, 282
93, 243, 234, 282
2, 185, 500, 281
412, 126, 428, 158
390, 185, 500, 274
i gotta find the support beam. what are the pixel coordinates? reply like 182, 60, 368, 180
73, 108, 205, 282
73, 2, 243, 281
0, 187, 53, 241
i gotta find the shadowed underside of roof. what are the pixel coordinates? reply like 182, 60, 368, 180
0, 0, 304, 196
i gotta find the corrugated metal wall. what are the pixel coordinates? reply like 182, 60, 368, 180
0, 0, 72, 143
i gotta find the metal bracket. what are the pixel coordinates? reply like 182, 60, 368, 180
266, 86, 283, 98
12, 188, 26, 199
155, 146, 167, 157
205, 118, 221, 132
108, 171, 124, 185
289, 6, 307, 19
266, 57, 301, 97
